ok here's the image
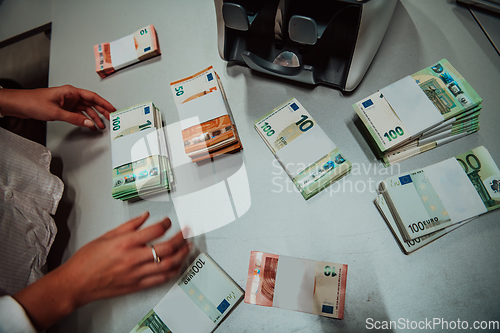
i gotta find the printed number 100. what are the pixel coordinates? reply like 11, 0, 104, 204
261, 122, 275, 136
384, 126, 404, 142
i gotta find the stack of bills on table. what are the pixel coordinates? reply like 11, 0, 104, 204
353, 59, 482, 167
110, 102, 173, 201
255, 98, 352, 200
244, 251, 347, 319
130, 253, 244, 333
94, 25, 160, 78
170, 66, 242, 163
375, 146, 500, 253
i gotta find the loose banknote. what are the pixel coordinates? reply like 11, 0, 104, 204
255, 98, 351, 200
379, 146, 500, 241
94, 25, 160, 78
170, 66, 242, 163
353, 59, 482, 156
110, 102, 172, 201
245, 251, 347, 319
130, 253, 244, 333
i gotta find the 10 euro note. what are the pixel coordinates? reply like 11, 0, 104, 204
94, 25, 160, 78
255, 98, 351, 200
245, 251, 347, 319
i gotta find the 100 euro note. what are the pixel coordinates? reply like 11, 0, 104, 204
255, 98, 351, 200
170, 66, 241, 161
353, 59, 482, 153
374, 194, 474, 254
381, 146, 500, 241
244, 251, 347, 319
130, 253, 244, 333
94, 25, 160, 78
110, 102, 170, 200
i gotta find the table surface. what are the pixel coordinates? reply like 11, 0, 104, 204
46, 1, 500, 332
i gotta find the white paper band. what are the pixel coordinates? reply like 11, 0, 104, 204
380, 75, 444, 136
110, 34, 138, 70
177, 90, 227, 130
423, 157, 487, 222
111, 128, 161, 169
275, 125, 337, 178
273, 256, 315, 313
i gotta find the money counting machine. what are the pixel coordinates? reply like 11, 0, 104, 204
215, 0, 397, 91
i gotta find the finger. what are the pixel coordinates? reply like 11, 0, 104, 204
76, 88, 116, 113
128, 217, 172, 246
92, 104, 112, 120
102, 212, 150, 239
132, 243, 190, 279
80, 105, 105, 129
54, 108, 97, 129
156, 230, 188, 257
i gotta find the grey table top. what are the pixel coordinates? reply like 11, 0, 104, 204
46, 1, 500, 332
0, 0, 52, 44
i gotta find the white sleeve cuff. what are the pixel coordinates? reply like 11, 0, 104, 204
0, 295, 37, 333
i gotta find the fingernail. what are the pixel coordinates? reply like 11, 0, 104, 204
84, 119, 94, 127
141, 211, 149, 218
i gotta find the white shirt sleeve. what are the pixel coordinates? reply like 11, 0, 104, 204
0, 296, 36, 333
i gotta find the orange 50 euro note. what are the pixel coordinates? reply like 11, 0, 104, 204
245, 251, 348, 319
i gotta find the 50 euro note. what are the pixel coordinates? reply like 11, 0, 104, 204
255, 98, 351, 200
244, 251, 347, 319
380, 146, 500, 241
94, 25, 160, 78
130, 253, 244, 333
170, 66, 242, 162
353, 59, 482, 153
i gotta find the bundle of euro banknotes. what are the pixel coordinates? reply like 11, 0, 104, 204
170, 66, 242, 163
255, 98, 352, 200
110, 102, 173, 201
375, 146, 500, 254
94, 25, 160, 78
354, 59, 481, 167
244, 251, 347, 319
130, 253, 244, 333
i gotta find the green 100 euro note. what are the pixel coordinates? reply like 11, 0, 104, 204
255, 98, 351, 200
130, 253, 244, 333
110, 102, 172, 200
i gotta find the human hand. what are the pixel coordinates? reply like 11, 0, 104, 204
14, 212, 190, 331
0, 85, 115, 129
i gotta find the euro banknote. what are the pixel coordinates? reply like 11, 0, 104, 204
374, 194, 474, 254
379, 146, 500, 241
353, 59, 482, 159
244, 251, 347, 319
255, 98, 351, 200
130, 253, 244, 333
94, 25, 160, 78
110, 102, 172, 201
170, 66, 242, 163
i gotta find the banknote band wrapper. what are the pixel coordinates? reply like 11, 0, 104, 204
130, 253, 244, 333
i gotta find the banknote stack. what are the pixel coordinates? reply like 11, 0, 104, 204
255, 98, 352, 200
130, 253, 244, 333
170, 66, 242, 163
110, 102, 173, 201
245, 251, 347, 319
94, 25, 160, 78
375, 146, 500, 254
353, 59, 482, 167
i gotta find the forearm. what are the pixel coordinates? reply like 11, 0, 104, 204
13, 265, 81, 332
0, 88, 28, 118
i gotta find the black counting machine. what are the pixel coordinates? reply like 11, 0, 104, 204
214, 0, 398, 91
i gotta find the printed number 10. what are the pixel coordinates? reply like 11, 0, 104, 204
383, 126, 404, 142
140, 28, 148, 35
